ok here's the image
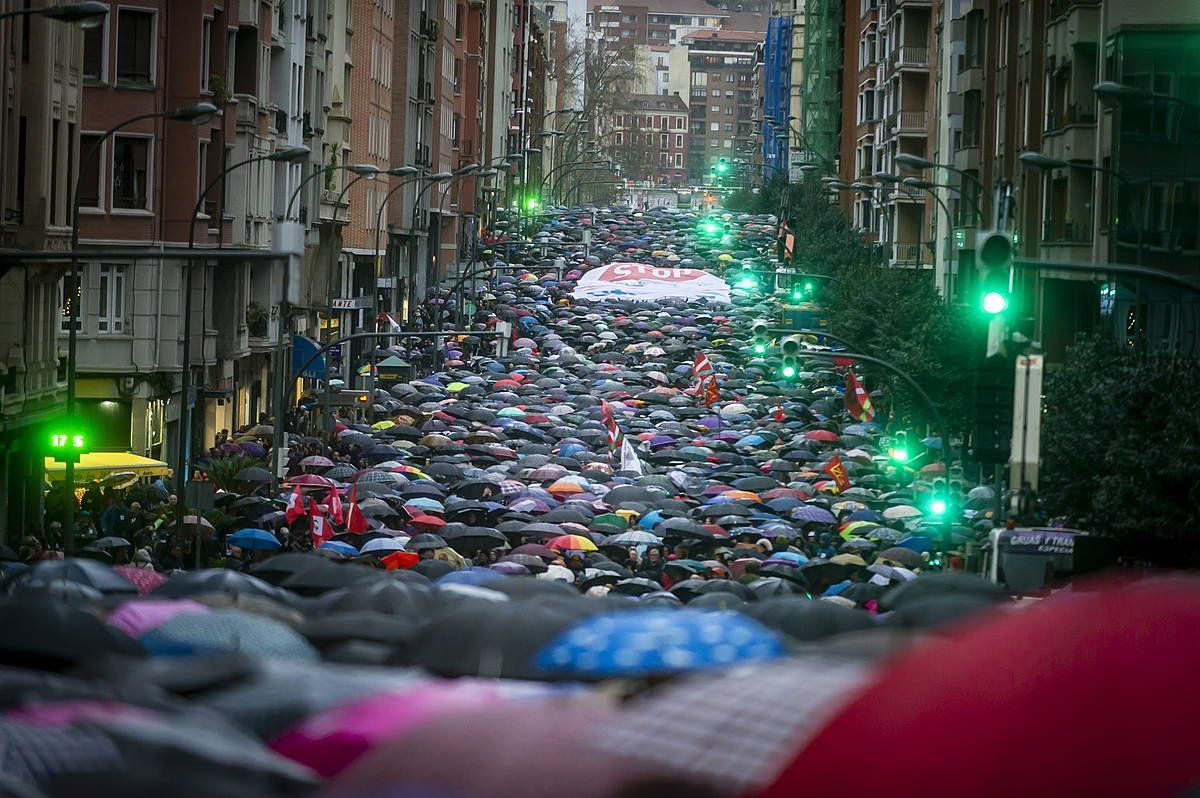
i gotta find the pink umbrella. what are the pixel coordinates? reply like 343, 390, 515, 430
270, 681, 503, 778
112, 565, 168, 596
327, 699, 664, 798
106, 599, 209, 638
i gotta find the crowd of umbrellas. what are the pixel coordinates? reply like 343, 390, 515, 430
2, 206, 1198, 797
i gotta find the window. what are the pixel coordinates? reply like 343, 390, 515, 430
83, 16, 105, 81
675, 152, 683, 167
97, 264, 127, 334
710, 137, 719, 147
710, 105, 719, 113
710, 121, 719, 131
116, 9, 155, 84
201, 17, 213, 91
198, 140, 210, 210
59, 272, 81, 333
112, 136, 150, 210
675, 133, 683, 147
78, 133, 105, 209
615, 131, 624, 144
660, 133, 668, 148
724, 106, 733, 115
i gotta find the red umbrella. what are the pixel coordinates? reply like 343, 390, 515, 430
761, 580, 1200, 798
285, 474, 336, 487
803, 430, 840, 442
113, 565, 167, 596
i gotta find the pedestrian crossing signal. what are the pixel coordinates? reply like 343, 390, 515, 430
48, 428, 88, 463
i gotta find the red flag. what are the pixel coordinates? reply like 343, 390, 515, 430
326, 488, 344, 526
692, 351, 714, 380
309, 498, 334, 547
702, 375, 720, 407
774, 401, 786, 422
344, 482, 371, 534
600, 400, 625, 451
823, 455, 852, 493
284, 484, 305, 524
845, 371, 876, 422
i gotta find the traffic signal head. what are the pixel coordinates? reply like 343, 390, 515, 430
779, 335, 801, 378
525, 196, 541, 211
977, 230, 1014, 315
736, 274, 758, 289
714, 159, 730, 174
927, 478, 950, 518
888, 431, 910, 464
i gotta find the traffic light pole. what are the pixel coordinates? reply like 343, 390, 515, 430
791, 350, 949, 470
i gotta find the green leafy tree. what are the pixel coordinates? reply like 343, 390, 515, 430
1041, 336, 1200, 553
823, 262, 974, 433
199, 455, 270, 493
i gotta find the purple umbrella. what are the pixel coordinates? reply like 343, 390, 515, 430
790, 505, 838, 524
239, 442, 268, 458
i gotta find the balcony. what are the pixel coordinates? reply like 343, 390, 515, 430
1043, 107, 1097, 162
886, 109, 929, 137
891, 241, 926, 265
887, 46, 930, 74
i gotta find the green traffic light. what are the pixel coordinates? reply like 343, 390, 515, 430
781, 365, 797, 378
701, 221, 721, 235
753, 343, 766, 354
982, 291, 1009, 314
804, 281, 814, 292
930, 499, 947, 516
736, 276, 757, 289
889, 447, 910, 464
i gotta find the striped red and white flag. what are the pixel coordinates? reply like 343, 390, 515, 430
600, 400, 625, 451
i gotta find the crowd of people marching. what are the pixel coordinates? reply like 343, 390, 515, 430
0, 205, 1195, 798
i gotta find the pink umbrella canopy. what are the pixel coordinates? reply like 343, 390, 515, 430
270, 681, 504, 778
106, 599, 209, 638
326, 699, 673, 798
112, 565, 168, 596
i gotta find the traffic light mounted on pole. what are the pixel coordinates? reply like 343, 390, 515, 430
977, 230, 1014, 316
888, 431, 911, 465
779, 335, 801, 379
751, 320, 771, 355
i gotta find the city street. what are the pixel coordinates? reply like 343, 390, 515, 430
6, 204, 1200, 797
1, 0, 1199, 794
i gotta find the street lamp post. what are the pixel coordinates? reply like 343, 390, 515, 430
63, 101, 216, 555
176, 144, 310, 555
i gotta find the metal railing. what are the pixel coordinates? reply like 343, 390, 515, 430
892, 241, 924, 263
889, 45, 931, 71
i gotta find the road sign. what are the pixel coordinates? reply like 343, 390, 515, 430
1009, 354, 1044, 491
331, 297, 372, 310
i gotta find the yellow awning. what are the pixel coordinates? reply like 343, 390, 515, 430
44, 452, 170, 481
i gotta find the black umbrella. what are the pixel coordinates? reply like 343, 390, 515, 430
234, 466, 274, 483
402, 600, 583, 679
153, 569, 288, 602
879, 571, 1008, 612
318, 579, 437, 616
280, 563, 384, 597
441, 526, 508, 554
299, 611, 419, 649
410, 559, 456, 580
408, 533, 449, 552
745, 596, 874, 642
0, 596, 144, 670
6, 558, 137, 596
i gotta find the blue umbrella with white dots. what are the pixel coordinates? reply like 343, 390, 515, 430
534, 609, 785, 679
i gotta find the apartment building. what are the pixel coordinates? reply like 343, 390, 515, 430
681, 28, 763, 183
0, 5, 83, 541
68, 0, 307, 470
607, 93, 689, 184
587, 0, 728, 46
